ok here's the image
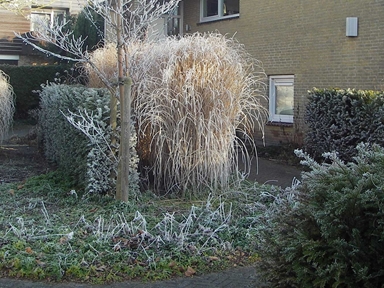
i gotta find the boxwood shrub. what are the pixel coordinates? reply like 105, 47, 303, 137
304, 88, 384, 161
255, 143, 384, 287
38, 83, 139, 195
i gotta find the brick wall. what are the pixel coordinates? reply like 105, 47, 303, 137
183, 0, 384, 146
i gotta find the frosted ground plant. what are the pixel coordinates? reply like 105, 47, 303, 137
0, 70, 15, 142
5, 193, 234, 263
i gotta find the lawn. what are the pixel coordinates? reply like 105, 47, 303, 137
0, 170, 272, 284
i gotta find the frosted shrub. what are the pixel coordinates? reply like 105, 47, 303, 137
130, 33, 267, 195
0, 70, 15, 141
39, 84, 139, 195
256, 144, 384, 287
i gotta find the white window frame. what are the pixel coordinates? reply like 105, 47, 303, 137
0, 55, 19, 65
269, 75, 294, 123
200, 0, 239, 22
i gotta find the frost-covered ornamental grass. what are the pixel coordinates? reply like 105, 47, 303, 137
0, 70, 15, 142
84, 33, 267, 196
0, 172, 272, 283
85, 43, 119, 89
130, 33, 267, 195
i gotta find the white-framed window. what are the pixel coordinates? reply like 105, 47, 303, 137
30, 8, 67, 33
200, 0, 239, 22
269, 75, 294, 123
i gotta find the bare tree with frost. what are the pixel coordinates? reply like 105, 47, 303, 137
15, 0, 181, 201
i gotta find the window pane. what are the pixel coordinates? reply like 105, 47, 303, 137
203, 0, 218, 17
31, 9, 66, 32
224, 0, 239, 15
172, 3, 182, 16
275, 85, 294, 115
31, 13, 51, 32
166, 3, 181, 36
167, 17, 180, 36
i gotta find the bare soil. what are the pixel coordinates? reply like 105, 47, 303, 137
0, 132, 54, 184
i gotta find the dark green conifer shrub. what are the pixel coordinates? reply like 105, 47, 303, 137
305, 88, 384, 162
72, 7, 104, 52
256, 143, 384, 287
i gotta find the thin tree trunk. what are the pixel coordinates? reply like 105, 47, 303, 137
116, 80, 131, 202
107, 0, 119, 195
108, 89, 117, 195
115, 0, 130, 202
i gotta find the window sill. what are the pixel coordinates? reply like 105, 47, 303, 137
267, 121, 293, 127
198, 14, 239, 25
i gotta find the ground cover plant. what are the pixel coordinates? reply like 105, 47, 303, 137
0, 70, 14, 142
0, 168, 274, 284
255, 143, 384, 287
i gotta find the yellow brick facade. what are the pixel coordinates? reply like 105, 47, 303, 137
182, 0, 384, 145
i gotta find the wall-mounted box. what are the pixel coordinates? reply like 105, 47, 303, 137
346, 17, 358, 37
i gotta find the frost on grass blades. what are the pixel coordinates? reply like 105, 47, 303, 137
85, 43, 119, 89
130, 33, 268, 195
0, 153, 277, 282
83, 33, 267, 196
2, 193, 238, 281
0, 70, 15, 142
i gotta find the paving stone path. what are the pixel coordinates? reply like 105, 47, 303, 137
0, 266, 268, 287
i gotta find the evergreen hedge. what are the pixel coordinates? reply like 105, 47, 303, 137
304, 88, 384, 161
0, 64, 73, 119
